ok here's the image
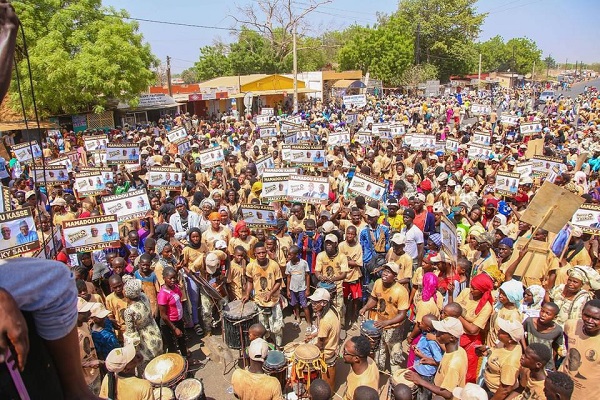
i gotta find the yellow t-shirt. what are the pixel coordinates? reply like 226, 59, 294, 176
560, 319, 600, 399
229, 236, 258, 259
386, 251, 413, 282
201, 226, 232, 251
105, 292, 128, 328
484, 346, 522, 392
99, 375, 154, 400
231, 368, 283, 400
339, 241, 363, 282
317, 308, 341, 361
246, 259, 282, 307
486, 307, 523, 347
227, 260, 246, 301
514, 368, 546, 400
455, 288, 493, 329
344, 357, 380, 400
315, 251, 350, 292
275, 234, 294, 257
434, 347, 468, 391
370, 279, 409, 329
339, 219, 367, 234
77, 324, 100, 386
415, 296, 443, 323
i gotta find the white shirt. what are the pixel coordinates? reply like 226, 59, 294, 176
401, 224, 424, 259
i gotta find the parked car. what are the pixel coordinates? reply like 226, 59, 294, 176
538, 90, 555, 104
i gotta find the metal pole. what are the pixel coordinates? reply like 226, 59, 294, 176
478, 53, 482, 91
293, 24, 298, 114
166, 56, 173, 97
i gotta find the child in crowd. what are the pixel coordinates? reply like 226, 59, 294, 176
286, 245, 312, 327
522, 301, 564, 370
134, 253, 161, 317
76, 279, 104, 304
89, 303, 120, 361
227, 246, 247, 301
512, 343, 552, 399
411, 314, 443, 400
520, 285, 546, 320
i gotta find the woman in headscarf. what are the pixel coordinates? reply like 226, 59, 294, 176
451, 272, 495, 383
189, 191, 205, 215
406, 272, 442, 367
548, 265, 600, 327
181, 227, 206, 336
153, 223, 182, 261
488, 213, 507, 234
228, 220, 257, 259
224, 189, 240, 218
198, 198, 215, 233
426, 233, 442, 256
122, 276, 163, 374
521, 284, 546, 320
247, 181, 262, 203
573, 170, 589, 195
201, 211, 231, 251
486, 279, 524, 347
210, 189, 224, 206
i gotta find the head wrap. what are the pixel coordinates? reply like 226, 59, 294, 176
233, 220, 247, 238
471, 273, 494, 314
123, 275, 142, 299
156, 238, 169, 255
526, 285, 546, 310
429, 233, 442, 248
187, 227, 202, 249
174, 196, 187, 207
494, 214, 507, 226
574, 171, 589, 193
482, 264, 505, 286
251, 181, 263, 194
154, 223, 170, 241
200, 198, 215, 210
497, 279, 524, 309
568, 265, 600, 290
208, 212, 221, 222
421, 272, 439, 303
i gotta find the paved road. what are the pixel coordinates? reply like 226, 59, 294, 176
564, 77, 600, 97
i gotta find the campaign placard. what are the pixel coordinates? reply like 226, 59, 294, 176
256, 115, 271, 126
261, 108, 274, 116
500, 114, 520, 125
198, 146, 225, 168
261, 176, 289, 202
515, 161, 533, 178
446, 139, 460, 153
390, 124, 406, 137
88, 151, 107, 167
12, 141, 42, 164
33, 165, 70, 184
572, 203, 600, 235
83, 135, 108, 151
262, 168, 299, 178
0, 186, 11, 212
280, 121, 302, 134
177, 140, 192, 155
410, 134, 436, 151
531, 155, 564, 176
284, 115, 303, 125
79, 167, 113, 185
343, 94, 367, 108
0, 208, 40, 258
440, 215, 458, 262
32, 229, 62, 260
74, 171, 110, 197
378, 128, 393, 141
294, 129, 313, 143
147, 167, 183, 191
327, 131, 351, 146
471, 131, 492, 146
259, 125, 277, 138
346, 113, 358, 126
470, 104, 491, 115
347, 172, 386, 202
101, 189, 151, 222
255, 155, 276, 177
166, 126, 187, 143
240, 204, 277, 228
284, 131, 299, 144
355, 132, 373, 146
496, 171, 520, 196
520, 123, 543, 135
287, 175, 330, 204
467, 144, 493, 161
48, 155, 74, 171
285, 145, 326, 167
106, 143, 140, 165
371, 123, 389, 136
62, 215, 120, 253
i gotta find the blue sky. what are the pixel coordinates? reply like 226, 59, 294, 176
103, 0, 600, 73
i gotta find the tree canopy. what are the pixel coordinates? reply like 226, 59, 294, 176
10, 0, 157, 117
476, 35, 542, 75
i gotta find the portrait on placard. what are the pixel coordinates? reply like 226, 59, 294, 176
62, 215, 120, 253
572, 204, 600, 235
495, 171, 520, 196
262, 176, 288, 201
287, 175, 329, 204
348, 172, 386, 202
0, 208, 41, 257
240, 204, 277, 228
101, 189, 152, 222
147, 167, 183, 191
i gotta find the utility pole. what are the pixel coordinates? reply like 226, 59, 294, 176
166, 56, 173, 97
292, 24, 298, 114
512, 46, 516, 88
415, 23, 421, 65
478, 53, 482, 90
532, 60, 535, 81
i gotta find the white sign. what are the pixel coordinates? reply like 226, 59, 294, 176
198, 146, 225, 168
347, 172, 386, 201
287, 175, 330, 204
255, 155, 275, 177
343, 94, 367, 109
138, 93, 176, 108
500, 114, 519, 125
390, 124, 406, 137
261, 108, 274, 116
467, 144, 493, 161
328, 132, 351, 146
166, 127, 188, 143
520, 123, 543, 135
470, 104, 492, 115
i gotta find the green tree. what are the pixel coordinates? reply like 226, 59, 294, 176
193, 43, 232, 81
476, 35, 510, 72
544, 56, 557, 70
11, 0, 157, 117
398, 63, 439, 89
395, 0, 485, 80
228, 27, 289, 75
506, 37, 542, 75
180, 68, 198, 84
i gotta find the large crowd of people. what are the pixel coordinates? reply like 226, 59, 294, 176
1, 5, 600, 400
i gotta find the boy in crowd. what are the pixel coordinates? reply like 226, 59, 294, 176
286, 245, 312, 327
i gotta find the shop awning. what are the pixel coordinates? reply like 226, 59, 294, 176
0, 121, 58, 131
332, 79, 366, 89
229, 87, 319, 98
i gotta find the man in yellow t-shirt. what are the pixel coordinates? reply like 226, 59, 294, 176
343, 335, 380, 400
385, 233, 413, 286
339, 225, 363, 330
315, 233, 349, 326
359, 262, 409, 374
231, 338, 283, 400
100, 344, 154, 400
405, 317, 468, 399
307, 288, 341, 392
244, 242, 284, 347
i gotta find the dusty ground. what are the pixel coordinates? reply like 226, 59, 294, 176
175, 310, 393, 400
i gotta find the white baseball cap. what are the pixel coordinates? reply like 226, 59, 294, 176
308, 288, 331, 302
390, 233, 406, 245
